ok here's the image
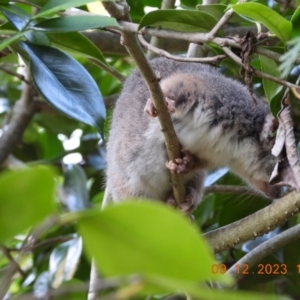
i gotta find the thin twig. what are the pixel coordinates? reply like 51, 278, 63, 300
226, 223, 300, 285
119, 21, 300, 69
209, 0, 248, 37
0, 66, 30, 84
0, 246, 26, 277
205, 191, 300, 253
89, 58, 125, 82
222, 46, 300, 89
139, 33, 226, 63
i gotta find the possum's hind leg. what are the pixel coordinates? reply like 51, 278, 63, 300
167, 170, 206, 214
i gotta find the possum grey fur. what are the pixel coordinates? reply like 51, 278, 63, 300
104, 57, 279, 210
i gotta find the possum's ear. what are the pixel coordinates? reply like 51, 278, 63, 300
269, 158, 298, 190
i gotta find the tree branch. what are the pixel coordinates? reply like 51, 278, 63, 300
204, 185, 261, 196
139, 33, 226, 64
226, 223, 300, 284
0, 71, 36, 166
205, 191, 300, 253
0, 66, 30, 84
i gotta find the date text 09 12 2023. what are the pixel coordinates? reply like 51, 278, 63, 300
211, 264, 300, 275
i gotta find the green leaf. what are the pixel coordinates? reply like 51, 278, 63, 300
196, 4, 251, 25
0, 31, 27, 51
32, 15, 120, 32
77, 201, 231, 285
232, 3, 292, 43
291, 5, 300, 39
19, 41, 106, 133
0, 0, 9, 4
0, 167, 56, 243
0, 4, 31, 31
48, 32, 107, 65
63, 164, 90, 212
138, 10, 219, 33
259, 55, 283, 102
34, 0, 101, 18
0, 4, 50, 45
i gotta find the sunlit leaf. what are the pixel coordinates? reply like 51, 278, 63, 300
32, 15, 119, 32
232, 3, 292, 43
196, 4, 250, 24
0, 167, 56, 243
48, 31, 107, 65
77, 202, 231, 284
34, 0, 101, 18
139, 10, 219, 33
259, 55, 283, 102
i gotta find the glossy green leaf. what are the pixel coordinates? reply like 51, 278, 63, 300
34, 0, 101, 18
32, 15, 120, 32
0, 4, 50, 45
196, 4, 225, 19
291, 5, 300, 39
196, 4, 251, 24
19, 41, 106, 133
77, 201, 231, 284
0, 167, 56, 243
0, 4, 30, 31
63, 164, 90, 212
259, 55, 283, 102
48, 31, 106, 65
232, 3, 292, 43
138, 10, 219, 33
0, 31, 27, 51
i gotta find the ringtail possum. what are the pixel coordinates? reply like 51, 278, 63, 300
104, 57, 280, 212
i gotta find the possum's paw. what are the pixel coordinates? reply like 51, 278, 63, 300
166, 187, 197, 214
166, 149, 196, 174
144, 97, 176, 117
144, 98, 157, 117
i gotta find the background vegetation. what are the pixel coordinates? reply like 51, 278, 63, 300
0, 0, 300, 299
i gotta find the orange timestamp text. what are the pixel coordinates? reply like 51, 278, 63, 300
211, 263, 300, 275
